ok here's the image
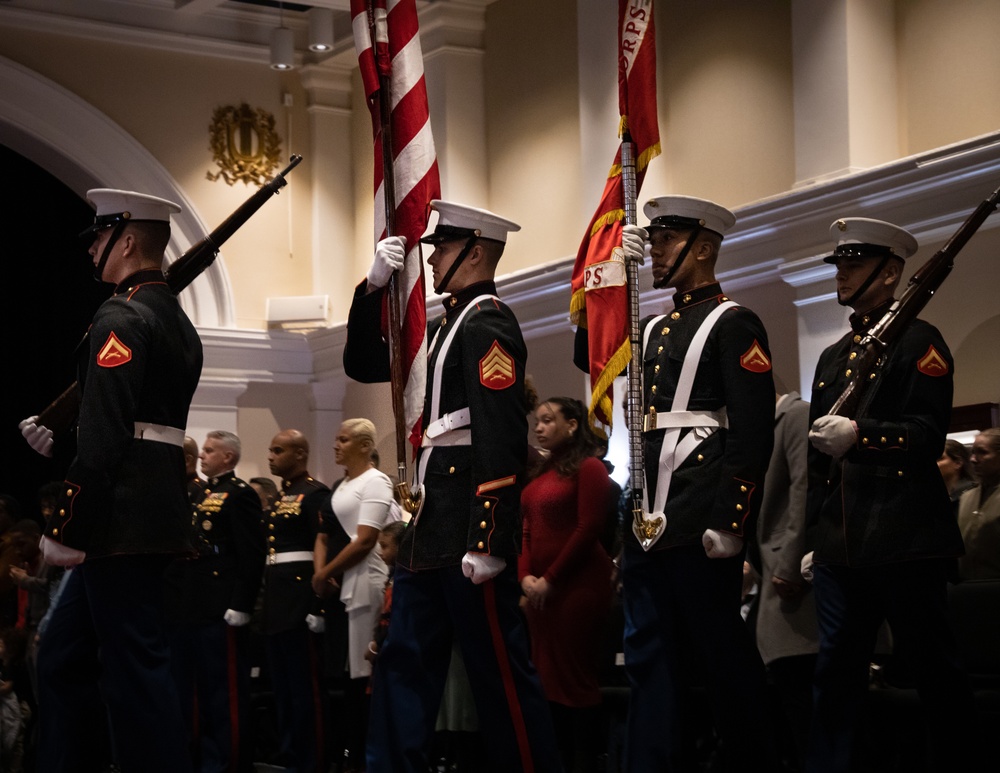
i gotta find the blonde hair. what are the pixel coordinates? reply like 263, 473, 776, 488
341, 418, 376, 449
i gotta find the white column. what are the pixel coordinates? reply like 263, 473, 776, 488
779, 256, 849, 400
301, 63, 355, 320
418, 0, 493, 205
792, 0, 899, 187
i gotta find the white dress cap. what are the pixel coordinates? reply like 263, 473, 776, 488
82, 188, 182, 236
824, 217, 918, 264
420, 199, 521, 245
643, 195, 737, 237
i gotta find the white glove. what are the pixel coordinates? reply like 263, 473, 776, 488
19, 416, 54, 458
809, 415, 858, 458
305, 613, 325, 633
800, 551, 815, 583
621, 224, 648, 264
40, 535, 86, 567
461, 552, 506, 585
223, 609, 251, 627
366, 236, 407, 289
702, 529, 744, 559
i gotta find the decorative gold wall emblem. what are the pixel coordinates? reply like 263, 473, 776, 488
207, 103, 282, 186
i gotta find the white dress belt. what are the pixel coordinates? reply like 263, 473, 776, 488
134, 422, 185, 447
643, 408, 729, 433
421, 429, 472, 448
424, 408, 471, 439
266, 550, 314, 566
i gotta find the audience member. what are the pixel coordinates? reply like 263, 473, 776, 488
618, 197, 775, 772
313, 418, 394, 771
754, 392, 818, 773
165, 430, 265, 771
804, 217, 976, 772
0, 627, 29, 773
957, 428, 1000, 581
938, 438, 977, 504
262, 429, 330, 772
249, 476, 279, 512
520, 396, 614, 773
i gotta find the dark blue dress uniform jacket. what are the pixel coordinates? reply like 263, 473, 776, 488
639, 283, 775, 550
343, 280, 528, 571
46, 269, 203, 557
166, 471, 266, 622
806, 305, 965, 567
260, 474, 329, 635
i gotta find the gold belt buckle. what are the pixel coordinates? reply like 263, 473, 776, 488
643, 407, 657, 432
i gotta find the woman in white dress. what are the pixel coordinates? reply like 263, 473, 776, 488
312, 418, 395, 770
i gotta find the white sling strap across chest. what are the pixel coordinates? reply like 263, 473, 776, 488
643, 300, 738, 515
416, 294, 497, 486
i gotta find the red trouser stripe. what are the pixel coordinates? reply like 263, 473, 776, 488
308, 633, 326, 768
226, 625, 241, 771
482, 581, 534, 773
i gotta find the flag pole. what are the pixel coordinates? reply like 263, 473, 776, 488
369, 5, 411, 500
621, 129, 665, 549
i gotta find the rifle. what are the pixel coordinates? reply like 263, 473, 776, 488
37, 154, 303, 432
829, 183, 1000, 419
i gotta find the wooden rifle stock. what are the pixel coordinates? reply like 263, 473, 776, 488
830, 183, 1000, 418
37, 155, 303, 432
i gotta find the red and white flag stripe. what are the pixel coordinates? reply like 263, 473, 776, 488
352, 0, 441, 450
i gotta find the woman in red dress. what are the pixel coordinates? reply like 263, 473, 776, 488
520, 396, 614, 772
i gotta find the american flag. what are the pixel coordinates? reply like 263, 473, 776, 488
570, 0, 659, 435
352, 0, 441, 449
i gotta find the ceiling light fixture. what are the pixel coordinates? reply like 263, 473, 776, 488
308, 7, 334, 52
270, 2, 295, 71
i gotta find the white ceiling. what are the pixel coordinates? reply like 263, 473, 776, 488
0, 0, 360, 66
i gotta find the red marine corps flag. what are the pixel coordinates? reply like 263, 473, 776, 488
352, 0, 441, 450
570, 0, 659, 435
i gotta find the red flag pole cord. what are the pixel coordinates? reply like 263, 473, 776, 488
368, 5, 410, 490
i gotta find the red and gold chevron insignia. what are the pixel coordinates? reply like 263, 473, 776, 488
917, 345, 949, 376
96, 331, 132, 368
740, 339, 771, 373
480, 341, 516, 390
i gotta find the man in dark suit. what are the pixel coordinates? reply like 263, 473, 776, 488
804, 217, 976, 772
166, 430, 265, 772
345, 200, 560, 773
24, 188, 202, 772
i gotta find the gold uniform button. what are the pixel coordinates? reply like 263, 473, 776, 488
66, 488, 73, 497
845, 369, 852, 377
212, 570, 219, 577
268, 523, 275, 530
477, 541, 484, 550
441, 317, 448, 326
740, 485, 747, 493
880, 436, 887, 444
898, 470, 904, 477
52, 528, 59, 535
651, 385, 657, 394
683, 294, 692, 303
731, 522, 739, 530
449, 466, 455, 474
654, 365, 660, 373
661, 327, 669, 335
657, 346, 664, 354
898, 437, 904, 443
269, 548, 276, 555
853, 335, 862, 344
483, 501, 491, 509
59, 509, 65, 516
862, 316, 870, 325
449, 297, 457, 307
268, 536, 275, 542
670, 312, 680, 320
818, 381, 825, 388
869, 373, 877, 380
849, 352, 857, 360
697, 454, 704, 462
295, 576, 302, 582
736, 504, 744, 511
480, 521, 487, 529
